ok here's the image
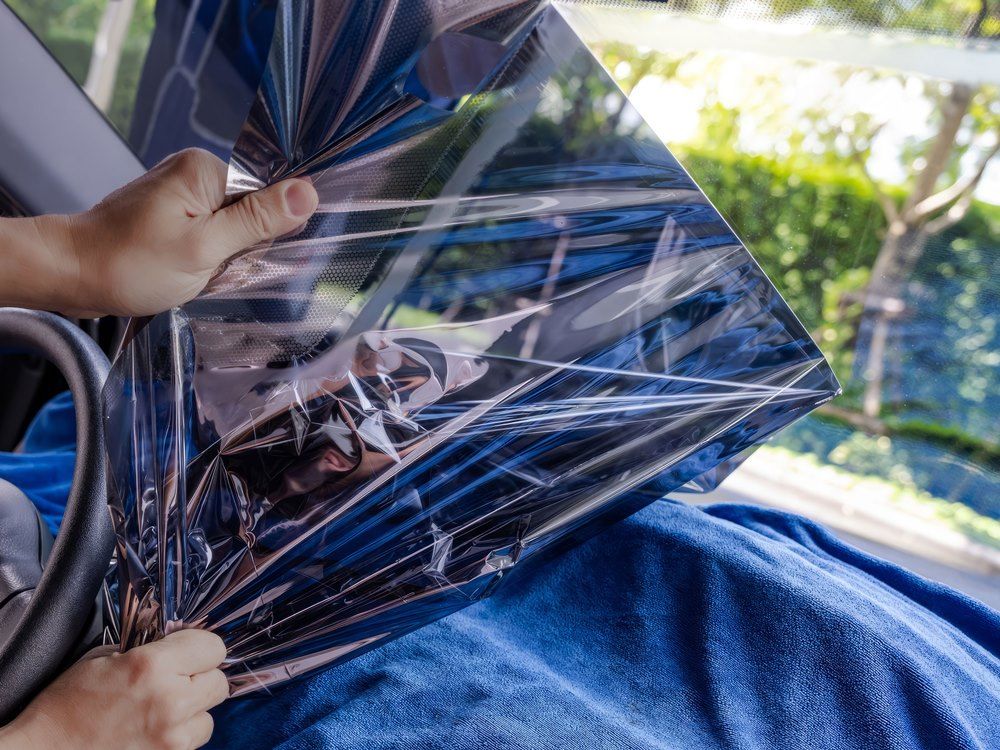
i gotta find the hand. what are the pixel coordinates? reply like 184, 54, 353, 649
0, 630, 229, 750
34, 148, 319, 317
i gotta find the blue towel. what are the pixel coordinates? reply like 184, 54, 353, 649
5, 393, 999, 749
0, 392, 77, 536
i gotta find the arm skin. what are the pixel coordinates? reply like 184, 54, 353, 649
0, 215, 79, 313
0, 149, 318, 749
0, 147, 318, 318
0, 630, 230, 750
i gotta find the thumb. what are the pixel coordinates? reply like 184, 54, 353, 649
205, 178, 318, 260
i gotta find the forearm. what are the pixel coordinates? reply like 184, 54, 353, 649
0, 728, 25, 749
0, 717, 42, 750
0, 214, 88, 315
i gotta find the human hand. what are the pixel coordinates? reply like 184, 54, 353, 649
0, 629, 229, 750
36, 148, 318, 317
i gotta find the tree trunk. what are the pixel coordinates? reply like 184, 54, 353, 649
902, 84, 973, 217
84, 0, 137, 113
854, 81, 975, 419
858, 226, 928, 419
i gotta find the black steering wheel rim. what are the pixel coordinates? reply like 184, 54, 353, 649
0, 308, 114, 723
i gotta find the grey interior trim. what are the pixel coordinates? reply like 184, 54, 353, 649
0, 2, 144, 216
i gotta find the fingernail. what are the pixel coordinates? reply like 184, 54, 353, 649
283, 180, 317, 218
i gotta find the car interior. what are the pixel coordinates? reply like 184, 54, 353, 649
0, 3, 143, 721
0, 0, 995, 736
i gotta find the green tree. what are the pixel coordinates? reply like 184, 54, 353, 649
838, 6, 1000, 419
765, 0, 998, 36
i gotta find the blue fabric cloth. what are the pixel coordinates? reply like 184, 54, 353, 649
4, 394, 999, 749
0, 391, 76, 536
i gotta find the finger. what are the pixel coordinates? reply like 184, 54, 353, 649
185, 711, 215, 749
204, 178, 318, 260
156, 148, 229, 209
188, 668, 230, 711
148, 629, 227, 675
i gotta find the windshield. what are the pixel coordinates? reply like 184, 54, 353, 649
10, 0, 999, 603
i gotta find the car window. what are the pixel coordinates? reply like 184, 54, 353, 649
4, 0, 997, 605
569, 1, 999, 604
4, 0, 155, 139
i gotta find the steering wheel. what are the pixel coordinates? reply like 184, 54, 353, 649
0, 308, 114, 723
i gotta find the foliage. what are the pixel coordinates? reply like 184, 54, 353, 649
29, 31, 148, 135
674, 144, 999, 324
890, 419, 1000, 471
693, 148, 998, 413
667, 0, 999, 37
5, 0, 105, 35
764, 0, 997, 36
676, 147, 887, 331
6, 0, 156, 38
816, 266, 869, 387
890, 228, 1000, 440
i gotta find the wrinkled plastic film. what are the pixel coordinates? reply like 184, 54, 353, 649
104, 0, 840, 694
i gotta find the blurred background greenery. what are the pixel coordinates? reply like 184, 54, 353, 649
581, 3, 999, 553
6, 0, 999, 557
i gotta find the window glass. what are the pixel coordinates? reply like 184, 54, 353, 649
5, 0, 998, 604
5, 0, 155, 137
570, 1, 1000, 604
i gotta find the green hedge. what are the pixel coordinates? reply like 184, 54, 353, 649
679, 148, 884, 331
676, 146, 999, 334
